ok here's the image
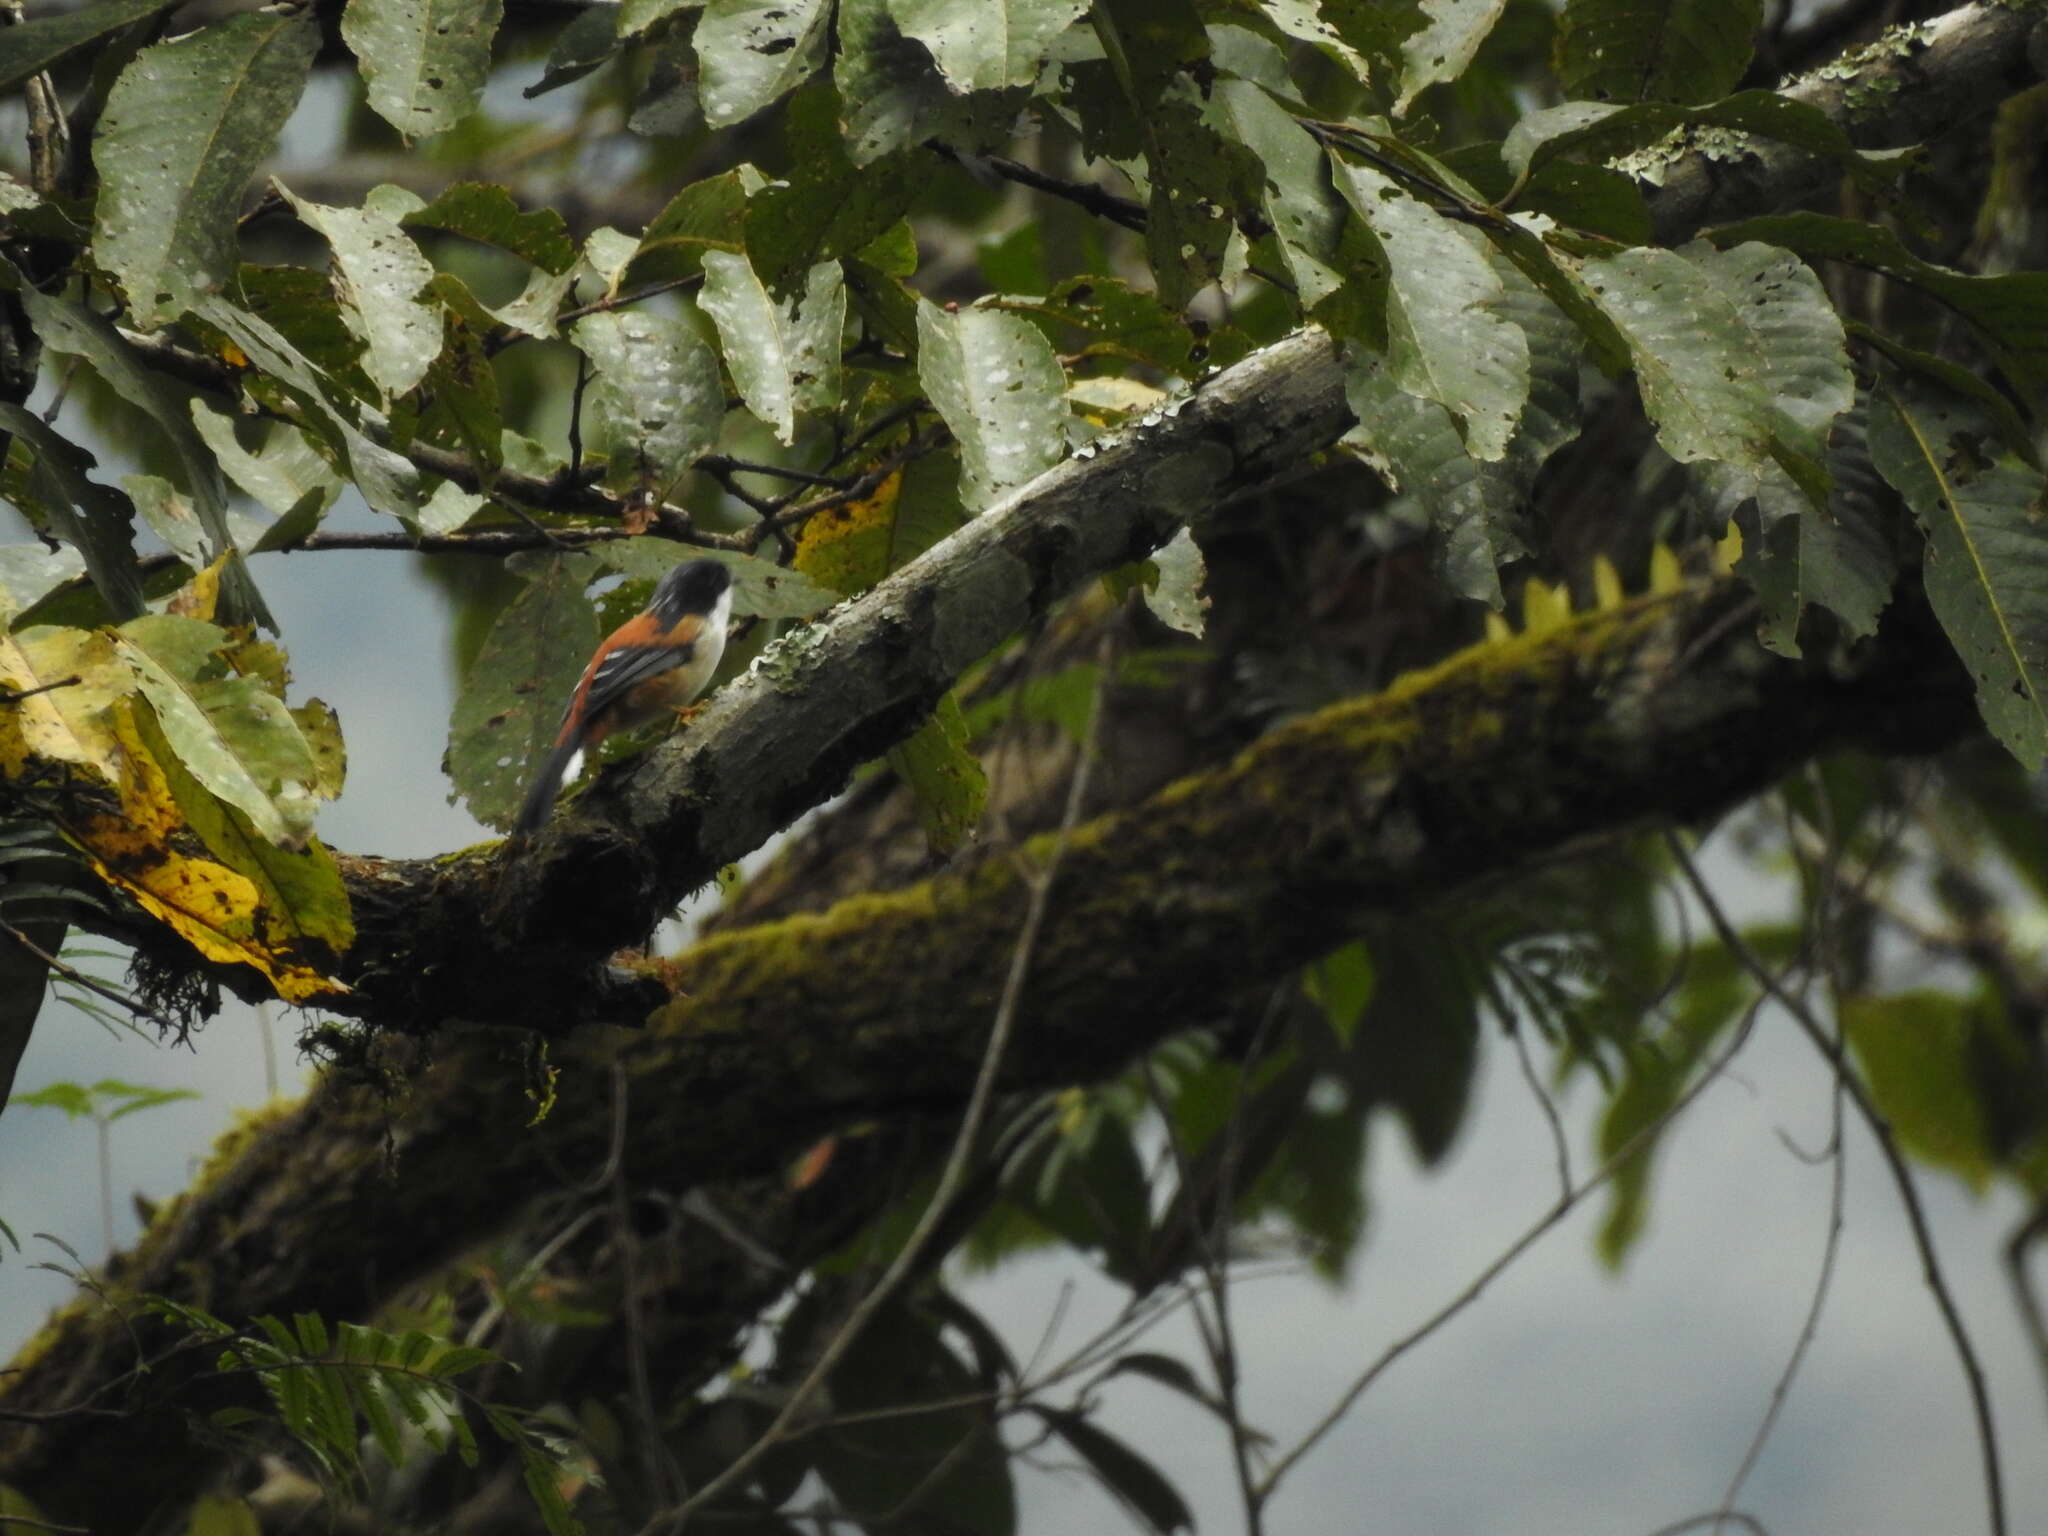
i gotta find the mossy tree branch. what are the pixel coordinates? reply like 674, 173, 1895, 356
0, 578, 1978, 1525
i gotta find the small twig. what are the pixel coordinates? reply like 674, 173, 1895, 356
0, 675, 80, 704
1506, 1014, 1573, 1200
0, 920, 179, 1037
1645, 1513, 1773, 1536
642, 638, 1116, 1532
1666, 831, 2007, 1536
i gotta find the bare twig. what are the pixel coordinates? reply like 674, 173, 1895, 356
642, 638, 1115, 1532
1665, 832, 2007, 1536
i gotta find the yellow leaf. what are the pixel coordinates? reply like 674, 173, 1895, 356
1648, 542, 1685, 594
0, 627, 133, 781
1713, 520, 1743, 575
1592, 555, 1625, 612
794, 469, 903, 596
166, 553, 231, 621
1520, 574, 1572, 635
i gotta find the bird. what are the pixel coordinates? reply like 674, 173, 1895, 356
515, 558, 734, 837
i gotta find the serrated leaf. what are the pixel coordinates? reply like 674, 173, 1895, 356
915, 300, 1065, 511
1395, 0, 1508, 115
1341, 346, 1525, 606
694, 0, 831, 126
1556, 0, 1762, 105
445, 552, 602, 830
117, 615, 322, 849
1331, 156, 1529, 460
1577, 241, 1849, 502
277, 182, 441, 399
93, 12, 317, 327
341, 0, 503, 138
698, 253, 843, 442
887, 0, 1089, 93
1706, 212, 2048, 396
574, 308, 724, 493
886, 693, 986, 853
0, 0, 181, 93
0, 404, 146, 621
1868, 385, 2048, 769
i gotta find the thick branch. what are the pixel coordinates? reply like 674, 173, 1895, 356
0, 581, 1978, 1524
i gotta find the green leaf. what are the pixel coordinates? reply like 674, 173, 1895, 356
1141, 527, 1207, 636
523, 2, 618, 98
887, 0, 1090, 93
591, 542, 838, 620
1305, 939, 1375, 1046
1330, 155, 1529, 460
193, 294, 423, 520
624, 170, 750, 288
1868, 385, 2048, 769
1340, 346, 1524, 605
14, 1080, 94, 1119
1843, 991, 2008, 1191
400, 182, 579, 274
0, 405, 147, 621
1576, 241, 1849, 503
694, 0, 831, 127
278, 183, 442, 399
116, 615, 323, 849
914, 299, 1066, 512
127, 702, 353, 977
93, 11, 318, 327
444, 552, 603, 830
573, 308, 724, 493
1034, 1409, 1192, 1535
1505, 92, 1889, 187
184, 1493, 260, 1536
190, 406, 342, 526
1555, 0, 1762, 105
619, 0, 696, 38
1206, 79, 1350, 310
1705, 212, 2048, 396
1395, 0, 1509, 114
0, 0, 181, 93
745, 85, 924, 290
697, 253, 844, 443
341, 0, 503, 138
885, 693, 987, 854
18, 289, 271, 629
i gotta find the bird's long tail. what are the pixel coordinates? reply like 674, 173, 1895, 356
515, 738, 584, 837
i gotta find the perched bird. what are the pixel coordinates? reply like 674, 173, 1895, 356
516, 558, 734, 836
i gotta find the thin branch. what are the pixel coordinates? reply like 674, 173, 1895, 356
0, 921, 178, 1037
643, 638, 1115, 1532
1666, 833, 2007, 1536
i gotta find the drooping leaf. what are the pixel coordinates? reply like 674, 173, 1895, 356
1576, 241, 1850, 505
1555, 0, 1763, 105
193, 294, 423, 519
915, 299, 1066, 512
445, 552, 603, 830
127, 702, 352, 994
523, 0, 618, 97
1033, 1409, 1193, 1535
1330, 155, 1530, 461
1208, 79, 1352, 311
573, 308, 724, 493
0, 0, 182, 94
278, 183, 442, 399
1844, 990, 2020, 1192
0, 405, 147, 620
693, 0, 831, 127
116, 615, 323, 849
885, 693, 987, 853
1141, 527, 1207, 637
92, 11, 318, 326
1395, 0, 1509, 114
697, 252, 843, 442
624, 170, 750, 287
341, 0, 504, 139
1868, 384, 2048, 769
189, 405, 342, 525
887, 0, 1090, 94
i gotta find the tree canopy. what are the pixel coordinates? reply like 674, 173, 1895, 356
1, 0, 2047, 1531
